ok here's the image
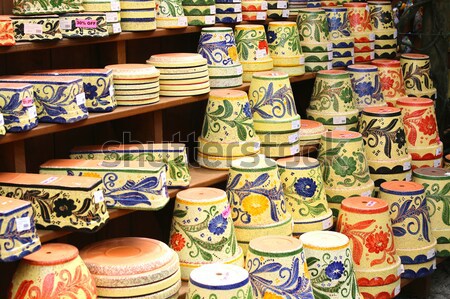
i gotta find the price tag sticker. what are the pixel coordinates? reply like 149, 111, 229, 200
111, 1, 121, 11
254, 142, 261, 151
292, 119, 300, 129
370, 51, 375, 60
256, 49, 267, 58
112, 23, 122, 33
205, 15, 215, 24
277, 1, 288, 8
405, 172, 412, 181
210, 5, 216, 14
394, 29, 398, 39
435, 90, 438, 99
24, 23, 43, 35
334, 126, 346, 131
436, 147, 442, 156
282, 9, 289, 18
434, 159, 442, 167
403, 161, 411, 171
22, 97, 33, 107
398, 264, 405, 276
237, 13, 243, 22
362, 190, 372, 197
394, 285, 401, 296
327, 42, 333, 51
369, 33, 376, 40
328, 51, 333, 60
322, 217, 333, 229
366, 201, 377, 207
234, 4, 242, 12
256, 12, 266, 20
427, 248, 435, 260
350, 48, 355, 56
327, 61, 333, 69
299, 56, 305, 64
177, 16, 188, 26
0, 113, 4, 126
433, 260, 437, 269
235, 65, 243, 75
76, 92, 86, 106
109, 85, 115, 97
289, 133, 299, 143
261, 1, 268, 10
290, 144, 300, 155
76, 19, 98, 29
27, 106, 37, 119
351, 57, 355, 64
106, 12, 119, 23
60, 19, 72, 30
41, 176, 59, 185
94, 190, 105, 203
333, 116, 346, 124
233, 0, 240, 3
16, 217, 31, 232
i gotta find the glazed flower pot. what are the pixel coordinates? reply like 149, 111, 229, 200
253, 114, 300, 133
307, 109, 359, 127
296, 8, 330, 44
0, 16, 15, 46
344, 2, 372, 34
400, 53, 434, 96
13, 0, 83, 15
267, 22, 303, 67
235, 24, 271, 62
0, 83, 38, 132
246, 236, 314, 299
371, 59, 406, 107
272, 64, 306, 77
198, 27, 241, 67
11, 15, 62, 41
324, 7, 351, 40
156, 0, 186, 25
368, 1, 394, 31
348, 64, 385, 111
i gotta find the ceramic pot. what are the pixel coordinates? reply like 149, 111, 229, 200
358, 279, 401, 299
370, 170, 412, 194
371, 59, 406, 107
301, 231, 361, 299
374, 48, 397, 60
344, 2, 372, 34
299, 119, 326, 150
267, 9, 290, 19
348, 64, 385, 111
305, 60, 333, 73
375, 28, 397, 40
302, 40, 333, 53
11, 15, 62, 42
368, 1, 394, 31
332, 36, 354, 49
354, 50, 375, 63
332, 56, 354, 68
235, 24, 270, 62
0, 17, 15, 46
307, 109, 359, 127
296, 8, 330, 43
267, 22, 303, 67
256, 129, 299, 145
354, 41, 375, 53
198, 27, 240, 67
246, 236, 314, 299
253, 114, 300, 133
272, 64, 306, 77
9, 243, 96, 299
156, 0, 185, 19
13, 0, 83, 15
400, 53, 434, 96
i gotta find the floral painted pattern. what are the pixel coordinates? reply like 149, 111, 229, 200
325, 261, 345, 280
198, 32, 238, 66
378, 69, 406, 99
53, 198, 77, 217
267, 25, 301, 56
170, 232, 186, 251
294, 178, 317, 198
402, 60, 433, 92
349, 74, 384, 107
309, 79, 353, 112
297, 12, 329, 42
235, 28, 269, 61
423, 182, 450, 226
250, 82, 296, 119
402, 108, 438, 146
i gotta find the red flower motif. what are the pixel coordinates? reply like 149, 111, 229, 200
258, 40, 268, 54
379, 75, 394, 90
418, 115, 437, 136
365, 231, 389, 254
348, 12, 364, 28
170, 233, 186, 251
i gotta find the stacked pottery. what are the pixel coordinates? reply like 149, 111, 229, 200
187, 264, 253, 299
306, 70, 359, 131
147, 53, 210, 96
337, 197, 402, 299
301, 231, 361, 299
371, 59, 406, 107
378, 181, 437, 279
234, 25, 273, 82
347, 64, 386, 111
105, 64, 160, 105
197, 89, 260, 170
81, 238, 181, 298
11, 15, 62, 42
156, 0, 188, 28
169, 187, 244, 280
288, 0, 307, 15
267, 22, 305, 77
395, 97, 442, 170
0, 83, 38, 132
368, 1, 397, 59
120, 0, 157, 31
400, 53, 436, 99
245, 236, 314, 299
359, 107, 412, 193
324, 6, 355, 68
249, 71, 300, 157
0, 17, 15, 46
318, 131, 375, 218
413, 168, 450, 258
12, 0, 83, 14
296, 8, 333, 72
299, 119, 326, 152
182, 0, 216, 26
226, 155, 293, 254
83, 0, 122, 35
344, 2, 375, 63
215, 0, 242, 24
267, 0, 289, 19
198, 27, 243, 88
241, 0, 267, 21
9, 244, 97, 299
277, 156, 334, 235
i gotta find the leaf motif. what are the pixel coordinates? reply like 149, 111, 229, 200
350, 236, 364, 265
307, 257, 319, 267
77, 198, 92, 215
392, 226, 407, 237
236, 123, 247, 141
37, 200, 52, 223
227, 174, 242, 189
173, 209, 187, 218
253, 262, 282, 274
407, 124, 418, 146
199, 249, 213, 261
252, 173, 269, 187
349, 219, 375, 230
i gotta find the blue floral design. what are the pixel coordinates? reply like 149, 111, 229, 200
243, 102, 252, 118
84, 82, 98, 100
325, 261, 345, 280
328, 16, 342, 31
354, 81, 373, 97
208, 215, 228, 235
267, 31, 277, 44
294, 178, 317, 198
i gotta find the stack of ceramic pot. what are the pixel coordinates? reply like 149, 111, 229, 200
80, 238, 181, 298
182, 0, 216, 25
198, 27, 243, 88
306, 0, 321, 8
277, 156, 334, 235
246, 236, 314, 299
83, 0, 122, 35
170, 187, 244, 279
359, 107, 412, 193
318, 131, 374, 218
187, 264, 253, 299
10, 14, 62, 42
241, 0, 267, 21
379, 181, 437, 279
235, 25, 273, 82
396, 97, 443, 169
0, 83, 38, 132
198, 89, 260, 170
120, 0, 157, 31
400, 53, 436, 100
324, 6, 355, 68
413, 167, 450, 258
147, 53, 210, 96
267, 22, 305, 77
267, 0, 289, 19
249, 71, 301, 157
338, 197, 402, 299
226, 155, 293, 254
344, 2, 375, 63
306, 70, 359, 131
372, 59, 407, 107
156, 0, 188, 28
9, 244, 97, 299
347, 64, 386, 111
296, 8, 333, 72
368, 1, 397, 59
215, 0, 242, 23
288, 0, 307, 15
105, 64, 160, 105
299, 119, 326, 152
0, 17, 15, 46
301, 231, 362, 299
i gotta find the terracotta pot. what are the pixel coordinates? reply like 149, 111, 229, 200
400, 53, 434, 96
371, 59, 406, 107
344, 2, 372, 33
296, 8, 330, 43
299, 119, 326, 150
348, 64, 385, 111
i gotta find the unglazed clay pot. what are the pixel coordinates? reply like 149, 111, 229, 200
299, 119, 326, 151
347, 64, 385, 111
400, 53, 434, 97
9, 243, 97, 299
371, 59, 406, 107
246, 235, 314, 299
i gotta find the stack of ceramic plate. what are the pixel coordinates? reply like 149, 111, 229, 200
344, 2, 375, 62
83, 0, 122, 35
147, 53, 210, 97
182, 0, 216, 25
120, 0, 156, 31
156, 0, 188, 28
241, 0, 267, 21
299, 119, 326, 152
288, 0, 306, 15
368, 1, 397, 59
324, 7, 354, 68
81, 237, 181, 299
215, 0, 242, 23
267, 0, 289, 19
105, 64, 160, 105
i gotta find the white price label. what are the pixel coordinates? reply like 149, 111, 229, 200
370, 51, 375, 60
322, 217, 333, 229
235, 65, 243, 75
109, 85, 115, 97
237, 13, 243, 22
234, 4, 242, 12
256, 12, 266, 20
27, 106, 37, 119
366, 201, 377, 207
277, 1, 288, 8
328, 51, 333, 60
254, 142, 261, 150
362, 190, 372, 197
427, 248, 435, 259
261, 1, 268, 10
111, 1, 121, 11
24, 23, 43, 35
112, 22, 122, 33
405, 172, 412, 181
327, 61, 333, 69
59, 19, 72, 30
16, 217, 31, 232
327, 42, 333, 51
292, 119, 300, 129
394, 285, 401, 296
210, 5, 216, 14
282, 9, 289, 18
256, 48, 267, 59
369, 33, 375, 40
0, 113, 4, 126
350, 48, 355, 56
41, 176, 58, 184
76, 92, 86, 106
434, 159, 442, 167
433, 260, 437, 269
334, 126, 346, 131
288, 133, 299, 143
299, 56, 305, 64
398, 264, 405, 276
436, 147, 442, 156
369, 42, 375, 50
394, 29, 398, 39
233, 0, 240, 3
435, 90, 438, 99
205, 15, 215, 24
177, 16, 188, 26
351, 57, 355, 64
403, 161, 411, 171
161, 171, 167, 186
333, 116, 346, 125
94, 190, 105, 203
290, 144, 300, 155
106, 12, 119, 23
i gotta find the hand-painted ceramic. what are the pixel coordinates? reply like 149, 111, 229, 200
11, 15, 62, 41
347, 64, 385, 111
301, 231, 361, 299
374, 38, 397, 50
370, 168, 412, 193
216, 3, 242, 13
187, 264, 253, 299
82, 0, 121, 12
59, 13, 109, 38
9, 244, 96, 299
301, 40, 333, 53
198, 27, 240, 66
296, 8, 330, 43
241, 11, 267, 22
326, 182, 375, 219
374, 48, 397, 60
304, 50, 333, 63
272, 64, 306, 77
235, 24, 271, 62
256, 129, 299, 146
267, 9, 290, 19
0, 196, 41, 262
267, 22, 303, 67
0, 17, 15, 46
324, 7, 351, 39
241, 1, 268, 11
307, 109, 359, 126
156, 0, 185, 20
13, 0, 83, 15
260, 141, 300, 158
333, 46, 353, 58
343, 2, 372, 34
215, 12, 243, 24
332, 56, 354, 68
400, 53, 434, 97
411, 157, 443, 170
358, 279, 401, 299
277, 156, 333, 234
368, 1, 394, 31
354, 50, 375, 63
304, 60, 333, 72
299, 119, 326, 149
398, 256, 436, 279
156, 15, 188, 29
370, 59, 405, 107
332, 36, 354, 49
253, 114, 300, 133
246, 236, 313, 299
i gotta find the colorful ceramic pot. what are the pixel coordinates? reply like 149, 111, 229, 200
0, 17, 15, 46
273, 64, 306, 77
246, 236, 314, 299
324, 7, 351, 39
13, 0, 83, 15
344, 2, 372, 34
277, 156, 333, 234
375, 28, 397, 40
296, 8, 330, 44
215, 12, 243, 24
9, 243, 96, 299
347, 64, 385, 111
241, 11, 267, 21
260, 142, 300, 158
253, 114, 300, 133
332, 36, 354, 49
198, 27, 240, 67
156, 0, 187, 28
332, 56, 354, 68
11, 15, 62, 41
374, 48, 397, 60
267, 22, 303, 67
301, 231, 361, 299
267, 9, 290, 19
371, 59, 406, 107
302, 40, 333, 53
400, 53, 434, 97
82, 0, 121, 12
368, 1, 394, 31
170, 187, 243, 280
235, 24, 271, 63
